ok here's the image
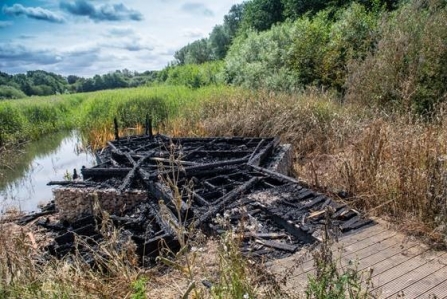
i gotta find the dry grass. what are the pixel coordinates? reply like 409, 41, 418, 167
168, 88, 447, 246
3, 87, 447, 297
0, 217, 144, 298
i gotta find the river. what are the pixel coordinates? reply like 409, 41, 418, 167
0, 131, 95, 213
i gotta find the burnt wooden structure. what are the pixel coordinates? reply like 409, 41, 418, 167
42, 131, 372, 264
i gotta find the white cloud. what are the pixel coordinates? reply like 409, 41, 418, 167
181, 28, 206, 38
0, 0, 243, 76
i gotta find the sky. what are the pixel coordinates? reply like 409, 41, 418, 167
0, 0, 241, 77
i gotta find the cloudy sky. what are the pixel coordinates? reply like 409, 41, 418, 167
0, 0, 241, 77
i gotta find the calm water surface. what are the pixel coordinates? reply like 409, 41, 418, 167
0, 131, 95, 213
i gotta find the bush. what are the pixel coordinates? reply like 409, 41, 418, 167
223, 22, 300, 91
0, 85, 27, 100
223, 3, 381, 92
162, 61, 224, 88
346, 0, 447, 113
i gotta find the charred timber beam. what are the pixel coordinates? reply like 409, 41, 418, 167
253, 201, 316, 245
193, 177, 259, 228
146, 200, 177, 237
147, 158, 248, 180
183, 150, 254, 156
114, 118, 119, 140
248, 165, 299, 185
255, 239, 298, 253
248, 139, 265, 161
47, 180, 97, 187
248, 137, 280, 166
80, 168, 133, 179
181, 146, 204, 160
148, 157, 198, 166
243, 232, 288, 240
145, 114, 153, 138
147, 181, 189, 214
119, 156, 150, 191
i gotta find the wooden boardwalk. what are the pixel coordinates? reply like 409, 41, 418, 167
268, 220, 447, 298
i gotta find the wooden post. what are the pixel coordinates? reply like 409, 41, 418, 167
145, 114, 148, 135
148, 117, 153, 138
114, 117, 119, 140
145, 114, 153, 138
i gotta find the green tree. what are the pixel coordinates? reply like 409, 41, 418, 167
0, 85, 27, 99
209, 25, 231, 60
241, 0, 285, 32
223, 3, 246, 38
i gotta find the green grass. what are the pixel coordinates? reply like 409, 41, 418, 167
0, 94, 85, 145
0, 85, 241, 149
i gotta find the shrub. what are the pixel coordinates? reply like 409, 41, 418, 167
346, 0, 447, 113
223, 3, 381, 92
0, 85, 27, 100
163, 61, 224, 88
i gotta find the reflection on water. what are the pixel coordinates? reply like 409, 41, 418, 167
0, 131, 95, 213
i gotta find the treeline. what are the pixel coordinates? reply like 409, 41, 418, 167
172, 0, 398, 66
169, 0, 447, 114
0, 69, 159, 99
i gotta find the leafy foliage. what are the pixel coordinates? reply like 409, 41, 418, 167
346, 0, 447, 113
0, 70, 159, 100
223, 4, 381, 92
161, 61, 224, 88
241, 0, 285, 32
0, 85, 27, 100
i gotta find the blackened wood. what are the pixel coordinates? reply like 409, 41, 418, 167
119, 156, 150, 191
147, 181, 189, 214
16, 210, 55, 225
47, 180, 97, 186
149, 157, 197, 166
340, 215, 362, 230
254, 201, 316, 244
81, 168, 132, 179
148, 158, 248, 180
244, 232, 288, 240
185, 188, 209, 207
146, 200, 177, 237
248, 137, 279, 166
303, 195, 327, 208
248, 164, 299, 184
296, 189, 314, 200
114, 118, 119, 140
193, 177, 259, 228
255, 239, 298, 252
145, 114, 153, 138
248, 139, 265, 161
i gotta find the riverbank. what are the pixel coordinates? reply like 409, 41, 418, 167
2, 86, 447, 242
1, 85, 447, 297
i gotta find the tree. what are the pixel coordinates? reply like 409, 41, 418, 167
223, 3, 246, 38
67, 75, 81, 85
241, 0, 285, 32
209, 25, 231, 60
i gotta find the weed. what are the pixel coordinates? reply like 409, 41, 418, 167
305, 209, 377, 299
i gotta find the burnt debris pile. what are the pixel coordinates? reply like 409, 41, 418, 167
27, 132, 372, 264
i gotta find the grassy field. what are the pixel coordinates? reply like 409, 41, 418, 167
1, 85, 447, 297
1, 85, 447, 241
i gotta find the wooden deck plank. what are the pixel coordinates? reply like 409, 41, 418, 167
374, 252, 447, 297
289, 229, 398, 280
340, 242, 420, 270
413, 275, 447, 298
365, 243, 428, 276
399, 266, 447, 298
269, 224, 386, 269
337, 223, 387, 244
269, 222, 447, 297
